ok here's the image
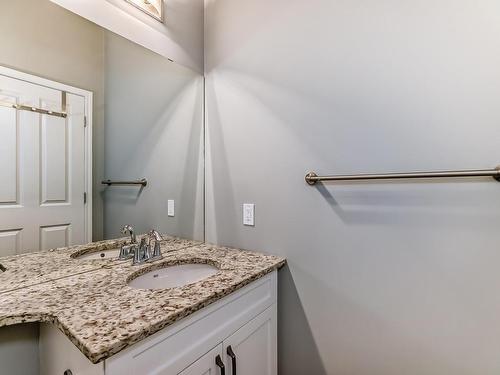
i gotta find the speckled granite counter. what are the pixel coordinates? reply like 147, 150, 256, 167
0, 236, 200, 294
0, 240, 285, 363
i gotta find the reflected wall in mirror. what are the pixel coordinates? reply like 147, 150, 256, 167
0, 0, 204, 256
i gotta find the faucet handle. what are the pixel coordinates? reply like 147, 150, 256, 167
121, 224, 132, 233
148, 230, 163, 261
121, 225, 137, 244
148, 229, 163, 241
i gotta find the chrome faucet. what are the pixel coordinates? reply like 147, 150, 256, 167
131, 229, 163, 265
119, 225, 138, 260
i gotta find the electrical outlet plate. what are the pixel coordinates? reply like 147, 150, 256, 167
168, 200, 175, 217
243, 203, 255, 226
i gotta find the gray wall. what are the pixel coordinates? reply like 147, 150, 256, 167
205, 1, 500, 374
0, 324, 39, 375
0, 0, 106, 241
103, 32, 204, 240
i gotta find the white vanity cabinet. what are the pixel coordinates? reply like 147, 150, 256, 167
40, 271, 278, 375
179, 306, 276, 375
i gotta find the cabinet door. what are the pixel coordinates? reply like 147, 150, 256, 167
178, 344, 225, 375
223, 305, 277, 375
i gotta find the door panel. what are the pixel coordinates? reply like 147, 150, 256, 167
0, 98, 18, 204
39, 224, 70, 251
40, 113, 68, 204
0, 229, 22, 256
223, 306, 277, 375
178, 344, 223, 375
0, 73, 87, 254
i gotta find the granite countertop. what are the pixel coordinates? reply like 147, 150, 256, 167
0, 235, 200, 294
0, 238, 285, 363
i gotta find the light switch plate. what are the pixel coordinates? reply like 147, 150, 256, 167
168, 200, 175, 217
243, 203, 255, 226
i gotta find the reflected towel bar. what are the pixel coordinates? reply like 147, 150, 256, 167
102, 179, 148, 187
305, 167, 500, 185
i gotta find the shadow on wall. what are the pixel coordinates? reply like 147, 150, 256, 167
279, 265, 327, 375
178, 84, 204, 239
103, 78, 204, 239
203, 67, 327, 375
204, 78, 239, 243
314, 182, 498, 228
163, 0, 204, 69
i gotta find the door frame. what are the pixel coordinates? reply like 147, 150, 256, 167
0, 65, 93, 243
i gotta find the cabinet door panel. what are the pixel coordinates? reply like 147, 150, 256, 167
223, 305, 277, 375
178, 344, 223, 375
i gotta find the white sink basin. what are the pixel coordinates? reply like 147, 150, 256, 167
128, 263, 219, 290
76, 248, 121, 260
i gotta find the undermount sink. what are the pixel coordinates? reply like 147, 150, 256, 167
75, 248, 121, 260
128, 263, 219, 290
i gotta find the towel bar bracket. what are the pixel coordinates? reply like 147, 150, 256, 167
305, 172, 319, 186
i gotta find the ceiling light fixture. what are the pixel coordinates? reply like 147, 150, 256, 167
124, 0, 164, 22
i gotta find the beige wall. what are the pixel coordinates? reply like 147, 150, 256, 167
0, 0, 106, 241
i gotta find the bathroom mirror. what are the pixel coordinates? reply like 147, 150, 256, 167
0, 0, 204, 256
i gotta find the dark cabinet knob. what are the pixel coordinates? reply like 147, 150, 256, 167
227, 345, 237, 375
63, 371, 73, 375
215, 354, 225, 375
